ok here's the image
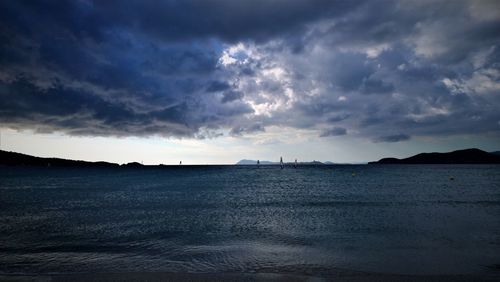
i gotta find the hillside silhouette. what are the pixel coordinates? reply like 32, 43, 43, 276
369, 148, 500, 164
0, 150, 119, 168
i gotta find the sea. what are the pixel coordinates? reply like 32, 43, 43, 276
0, 165, 499, 278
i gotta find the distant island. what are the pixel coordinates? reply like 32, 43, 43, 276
237, 159, 276, 165
236, 159, 328, 165
369, 148, 500, 164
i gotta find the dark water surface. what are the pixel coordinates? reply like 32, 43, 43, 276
1, 165, 499, 277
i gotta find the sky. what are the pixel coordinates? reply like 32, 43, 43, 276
0, 0, 499, 164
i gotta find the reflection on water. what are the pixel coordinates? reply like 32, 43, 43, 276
0, 165, 500, 276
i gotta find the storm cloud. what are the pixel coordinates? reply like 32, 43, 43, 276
0, 0, 499, 142
373, 134, 411, 143
320, 127, 347, 137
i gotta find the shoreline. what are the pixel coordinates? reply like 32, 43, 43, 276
1, 272, 499, 282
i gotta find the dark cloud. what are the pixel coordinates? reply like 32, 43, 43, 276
320, 127, 347, 137
221, 91, 244, 103
0, 77, 209, 137
94, 0, 363, 43
230, 124, 265, 137
360, 77, 394, 95
0, 0, 499, 141
373, 134, 411, 143
206, 81, 231, 93
327, 114, 351, 123
0, 0, 362, 43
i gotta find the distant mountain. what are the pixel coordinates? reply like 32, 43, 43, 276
122, 162, 144, 168
236, 159, 276, 165
491, 151, 500, 156
323, 161, 368, 165
0, 150, 120, 168
369, 148, 500, 164
306, 161, 324, 165
236, 159, 327, 165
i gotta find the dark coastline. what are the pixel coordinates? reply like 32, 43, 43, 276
2, 148, 500, 168
0, 150, 119, 168
369, 148, 500, 164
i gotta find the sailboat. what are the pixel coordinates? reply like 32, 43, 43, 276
257, 160, 260, 168
294, 159, 297, 168
280, 157, 284, 169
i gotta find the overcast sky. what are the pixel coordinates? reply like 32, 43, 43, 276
1, 0, 499, 164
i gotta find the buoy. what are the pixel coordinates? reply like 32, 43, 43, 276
352, 172, 356, 177
449, 176, 454, 180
